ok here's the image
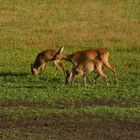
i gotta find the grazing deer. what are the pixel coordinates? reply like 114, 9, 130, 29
52, 47, 118, 83
67, 59, 109, 86
31, 49, 66, 76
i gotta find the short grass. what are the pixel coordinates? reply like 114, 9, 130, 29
0, 0, 140, 120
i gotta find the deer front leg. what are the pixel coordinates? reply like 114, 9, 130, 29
83, 74, 87, 86
87, 76, 95, 85
54, 60, 66, 77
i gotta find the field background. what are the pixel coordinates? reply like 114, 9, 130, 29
0, 0, 140, 139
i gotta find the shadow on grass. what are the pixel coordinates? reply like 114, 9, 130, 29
0, 72, 29, 77
0, 72, 66, 89
0, 72, 64, 80
9, 85, 48, 89
0, 72, 64, 88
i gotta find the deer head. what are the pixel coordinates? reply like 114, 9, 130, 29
31, 63, 41, 76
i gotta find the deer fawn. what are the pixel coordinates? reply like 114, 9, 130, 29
31, 49, 66, 76
52, 47, 118, 83
67, 59, 109, 86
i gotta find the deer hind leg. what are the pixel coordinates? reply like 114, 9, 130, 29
53, 61, 59, 77
69, 71, 76, 86
101, 53, 118, 83
87, 76, 94, 85
54, 60, 66, 77
104, 63, 117, 84
93, 74, 100, 84
96, 61, 109, 86
93, 66, 105, 84
83, 74, 88, 86
65, 69, 70, 84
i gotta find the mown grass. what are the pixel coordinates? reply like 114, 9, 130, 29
0, 0, 140, 120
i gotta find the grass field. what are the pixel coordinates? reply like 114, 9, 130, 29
0, 0, 140, 139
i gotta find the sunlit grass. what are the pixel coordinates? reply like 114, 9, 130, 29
0, 0, 140, 120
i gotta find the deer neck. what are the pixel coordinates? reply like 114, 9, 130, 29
61, 54, 72, 62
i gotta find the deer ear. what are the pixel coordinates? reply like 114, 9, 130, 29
59, 47, 64, 54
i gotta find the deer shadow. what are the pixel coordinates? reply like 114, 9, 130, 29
0, 72, 29, 78
0, 71, 64, 89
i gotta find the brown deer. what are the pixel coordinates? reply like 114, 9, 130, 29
31, 49, 66, 76
52, 47, 118, 83
67, 59, 109, 86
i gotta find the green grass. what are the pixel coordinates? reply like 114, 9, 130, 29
0, 0, 140, 119
1, 106, 140, 119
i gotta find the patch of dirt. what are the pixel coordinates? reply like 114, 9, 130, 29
0, 98, 138, 109
0, 115, 140, 140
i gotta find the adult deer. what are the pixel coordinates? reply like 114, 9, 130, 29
52, 47, 118, 83
67, 59, 109, 86
31, 49, 66, 76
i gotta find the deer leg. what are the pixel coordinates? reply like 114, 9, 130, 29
98, 69, 109, 86
54, 60, 66, 77
93, 74, 100, 84
53, 61, 59, 77
87, 76, 95, 85
54, 66, 59, 77
96, 62, 109, 86
70, 72, 76, 86
83, 74, 87, 86
65, 69, 70, 84
101, 54, 118, 83
105, 63, 117, 84
93, 66, 105, 83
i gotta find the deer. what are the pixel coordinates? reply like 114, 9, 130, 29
31, 49, 66, 77
51, 47, 118, 84
67, 59, 109, 86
